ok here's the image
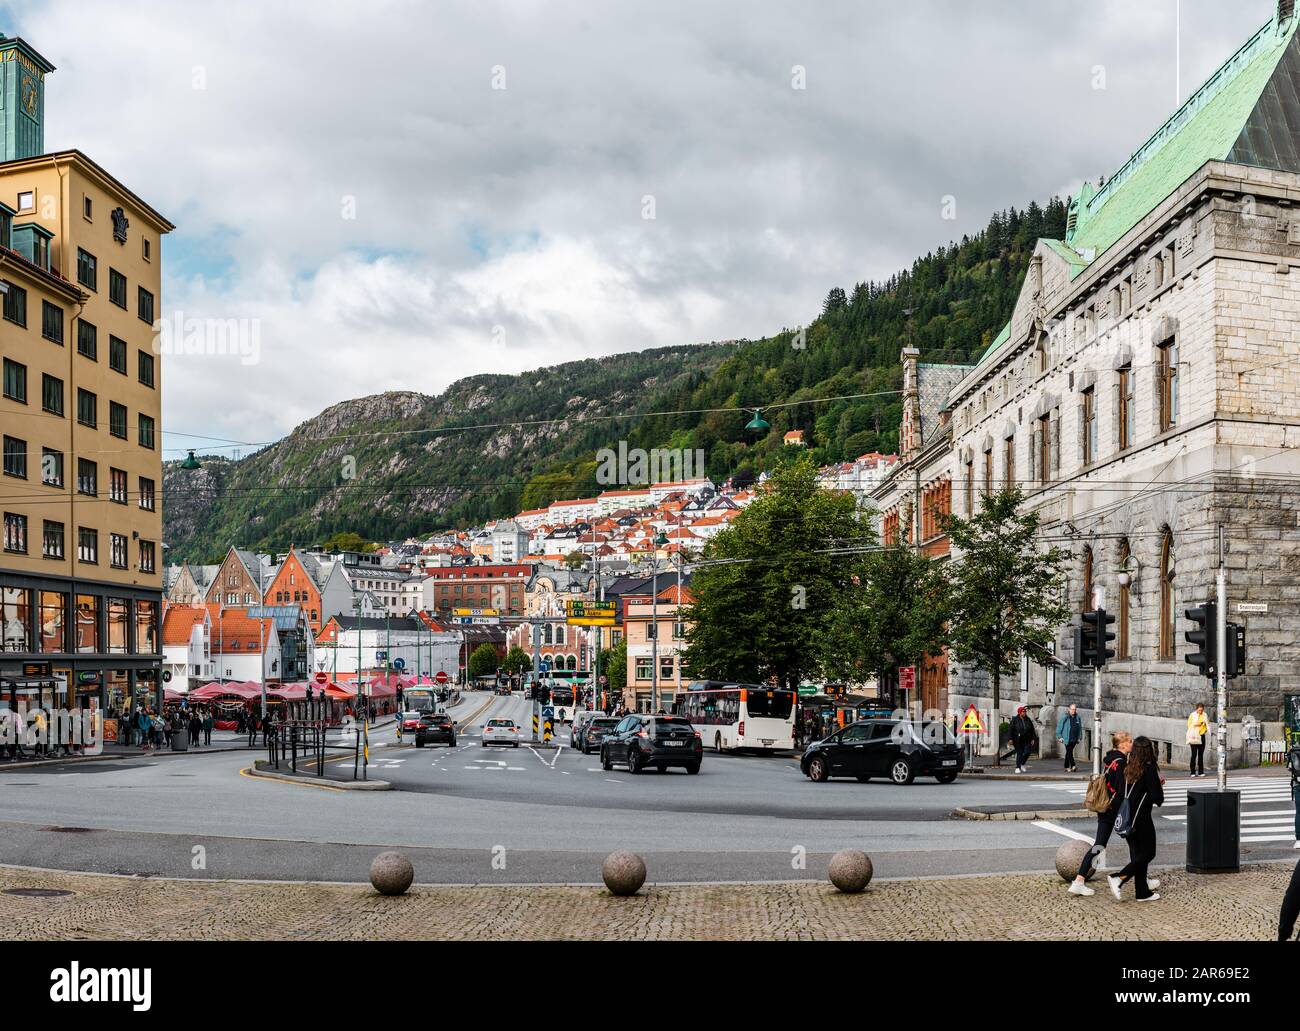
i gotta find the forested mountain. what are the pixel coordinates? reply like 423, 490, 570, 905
163, 197, 1067, 561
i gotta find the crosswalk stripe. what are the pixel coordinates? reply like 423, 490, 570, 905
1243, 835, 1298, 843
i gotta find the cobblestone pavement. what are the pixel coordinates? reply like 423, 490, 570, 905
0, 862, 1293, 940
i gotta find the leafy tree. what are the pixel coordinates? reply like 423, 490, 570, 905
467, 643, 500, 680
943, 489, 1070, 763
564, 550, 586, 570
599, 640, 627, 703
682, 456, 873, 689
819, 524, 951, 699
501, 645, 533, 675
322, 531, 374, 553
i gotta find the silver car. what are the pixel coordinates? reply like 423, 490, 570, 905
482, 718, 521, 748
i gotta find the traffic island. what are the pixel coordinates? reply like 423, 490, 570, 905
245, 760, 392, 791
952, 804, 1093, 821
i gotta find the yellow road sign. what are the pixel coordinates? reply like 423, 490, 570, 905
959, 704, 985, 734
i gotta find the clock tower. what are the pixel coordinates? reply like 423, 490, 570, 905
0, 35, 54, 162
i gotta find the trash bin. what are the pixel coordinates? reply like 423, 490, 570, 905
171, 730, 188, 752
1185, 788, 1239, 873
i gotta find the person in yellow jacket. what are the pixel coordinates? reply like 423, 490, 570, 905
1186, 703, 1209, 778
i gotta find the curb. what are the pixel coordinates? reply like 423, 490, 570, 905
953, 806, 1095, 821
243, 763, 391, 791
0, 744, 254, 772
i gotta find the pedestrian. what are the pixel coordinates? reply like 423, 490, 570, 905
1056, 703, 1082, 772
1186, 702, 1209, 778
1068, 731, 1136, 895
1108, 735, 1165, 902
1280, 859, 1300, 940
1290, 743, 1300, 851
202, 709, 213, 746
1009, 706, 1037, 774
189, 710, 201, 747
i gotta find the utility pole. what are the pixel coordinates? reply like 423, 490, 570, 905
650, 558, 659, 714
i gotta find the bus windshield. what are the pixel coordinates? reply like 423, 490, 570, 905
744, 689, 793, 720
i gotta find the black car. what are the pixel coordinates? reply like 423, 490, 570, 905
414, 712, 457, 748
800, 719, 963, 785
579, 716, 620, 755
601, 715, 702, 774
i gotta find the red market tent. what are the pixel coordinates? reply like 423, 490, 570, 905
188, 681, 262, 700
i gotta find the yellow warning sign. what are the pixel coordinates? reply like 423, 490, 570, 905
960, 704, 985, 734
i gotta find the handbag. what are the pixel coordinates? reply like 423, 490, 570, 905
1186, 724, 1202, 745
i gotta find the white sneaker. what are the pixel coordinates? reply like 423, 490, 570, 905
1107, 875, 1123, 901
1015, 767, 1022, 774
1137, 892, 1161, 903
1067, 881, 1095, 896
1148, 878, 1160, 890
1293, 840, 1299, 849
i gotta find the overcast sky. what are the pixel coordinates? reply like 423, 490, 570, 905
3, 0, 1273, 457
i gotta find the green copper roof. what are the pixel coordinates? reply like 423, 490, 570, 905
1068, 11, 1300, 262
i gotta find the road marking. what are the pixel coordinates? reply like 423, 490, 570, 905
604, 778, 623, 785
1031, 820, 1096, 844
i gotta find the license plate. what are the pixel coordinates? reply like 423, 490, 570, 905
942, 759, 957, 767
762, 739, 773, 745
663, 740, 683, 747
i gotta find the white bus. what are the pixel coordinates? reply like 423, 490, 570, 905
676, 681, 796, 753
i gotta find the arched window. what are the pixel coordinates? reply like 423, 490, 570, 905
555, 625, 566, 646
1080, 546, 1094, 612
1117, 539, 1131, 659
1159, 529, 1174, 659
543, 622, 553, 645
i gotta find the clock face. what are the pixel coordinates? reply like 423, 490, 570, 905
21, 77, 38, 117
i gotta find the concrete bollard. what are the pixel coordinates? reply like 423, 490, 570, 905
827, 849, 873, 893
369, 851, 415, 896
1055, 839, 1096, 882
601, 851, 647, 896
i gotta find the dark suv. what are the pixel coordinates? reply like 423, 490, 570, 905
414, 712, 457, 748
601, 715, 702, 774
801, 719, 962, 785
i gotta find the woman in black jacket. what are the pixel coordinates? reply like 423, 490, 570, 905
1108, 735, 1165, 902
1067, 731, 1132, 896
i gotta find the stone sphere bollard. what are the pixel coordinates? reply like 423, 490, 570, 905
1055, 839, 1096, 882
827, 849, 873, 893
601, 851, 647, 896
369, 851, 415, 896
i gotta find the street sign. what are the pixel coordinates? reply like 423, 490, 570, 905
435, 670, 450, 684
393, 658, 406, 671
453, 608, 499, 617
797, 685, 817, 696
314, 671, 328, 685
565, 599, 616, 626
1236, 602, 1268, 614
161, 670, 172, 683
375, 650, 388, 661
898, 666, 915, 695
959, 704, 985, 734
542, 706, 555, 719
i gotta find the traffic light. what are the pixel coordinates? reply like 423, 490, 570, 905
1184, 601, 1217, 679
1225, 621, 1246, 678
1076, 608, 1116, 669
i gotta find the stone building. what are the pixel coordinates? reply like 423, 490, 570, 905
940, 1, 1300, 764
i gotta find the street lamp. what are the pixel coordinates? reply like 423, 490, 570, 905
650, 531, 669, 713
744, 409, 770, 433
179, 449, 202, 470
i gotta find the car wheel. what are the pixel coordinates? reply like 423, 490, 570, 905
627, 751, 642, 774
449, 738, 457, 748
890, 758, 916, 785
935, 771, 959, 784
656, 764, 667, 773
855, 774, 871, 782
807, 756, 828, 782
686, 763, 700, 775
415, 739, 424, 748
601, 748, 613, 772
513, 742, 519, 748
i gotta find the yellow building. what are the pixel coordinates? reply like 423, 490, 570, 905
0, 34, 173, 719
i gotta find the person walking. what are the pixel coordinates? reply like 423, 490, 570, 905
1009, 707, 1037, 774
1068, 731, 1136, 896
189, 710, 201, 747
1056, 703, 1082, 772
1108, 736, 1165, 902
1280, 859, 1300, 940
202, 709, 213, 746
1186, 703, 1209, 778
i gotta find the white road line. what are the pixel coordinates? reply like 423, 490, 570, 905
1243, 834, 1298, 843
604, 778, 623, 785
1031, 820, 1097, 844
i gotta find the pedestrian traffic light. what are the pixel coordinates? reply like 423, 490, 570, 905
1184, 601, 1217, 678
1225, 621, 1246, 678
1076, 608, 1115, 669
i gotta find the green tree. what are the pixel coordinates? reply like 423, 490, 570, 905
564, 550, 586, 570
943, 489, 1070, 763
599, 639, 627, 705
501, 645, 533, 675
322, 531, 374, 553
467, 643, 500, 680
819, 524, 951, 700
682, 456, 873, 689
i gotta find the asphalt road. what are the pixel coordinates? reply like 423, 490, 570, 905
0, 689, 1294, 884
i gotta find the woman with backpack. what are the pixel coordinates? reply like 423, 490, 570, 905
1108, 735, 1165, 902
1067, 730, 1133, 896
